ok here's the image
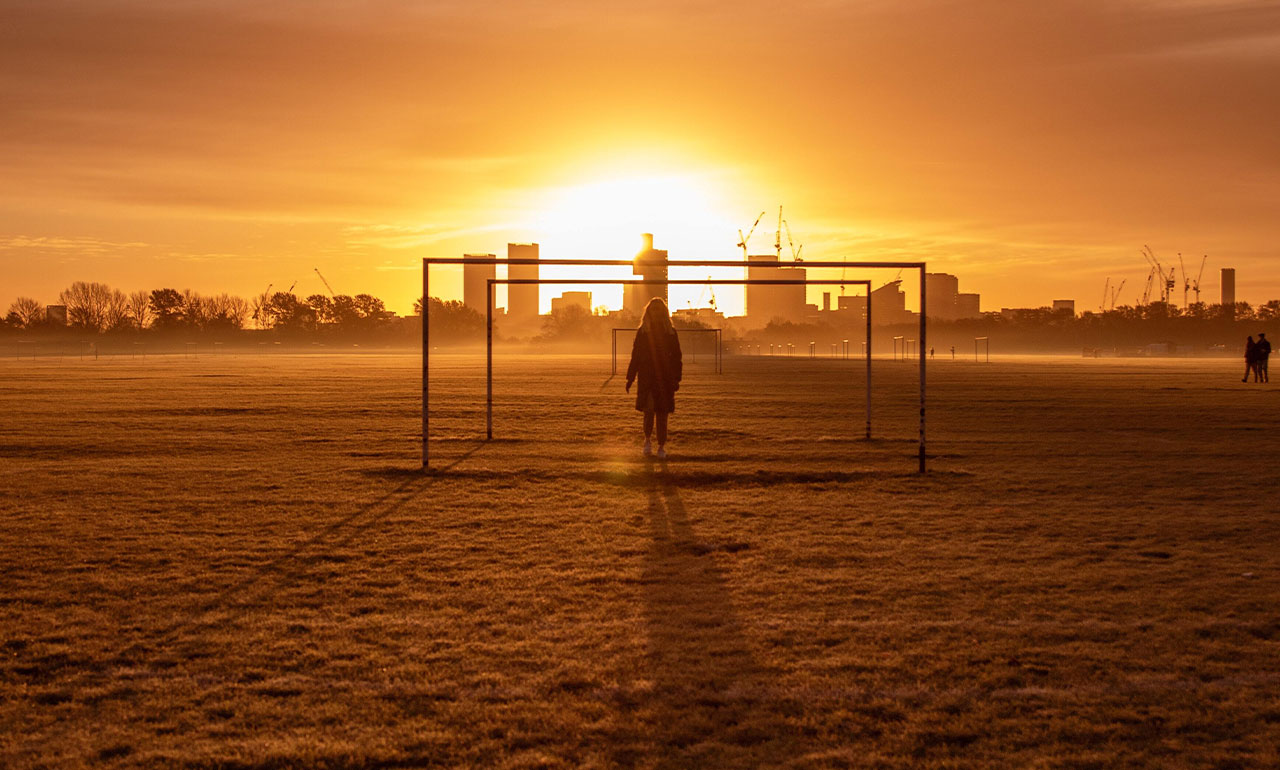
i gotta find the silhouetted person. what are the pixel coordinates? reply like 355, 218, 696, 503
1257, 333, 1271, 383
929, 346, 935, 358
1243, 335, 1258, 382
950, 345, 955, 360
626, 297, 682, 458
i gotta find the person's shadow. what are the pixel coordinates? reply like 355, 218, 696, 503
629, 473, 803, 766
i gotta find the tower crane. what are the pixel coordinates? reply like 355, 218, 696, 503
314, 268, 336, 298
774, 205, 783, 259
783, 218, 804, 262
691, 277, 719, 313
1110, 279, 1125, 310
1179, 253, 1189, 309
1101, 278, 1110, 313
1191, 255, 1207, 305
251, 283, 273, 324
1141, 245, 1174, 304
1141, 267, 1156, 306
285, 279, 298, 295
736, 211, 765, 259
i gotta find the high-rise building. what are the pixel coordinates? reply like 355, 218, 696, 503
626, 233, 668, 317
1052, 299, 1076, 315
462, 254, 496, 316
871, 280, 911, 324
550, 291, 592, 314
507, 243, 539, 319
956, 293, 981, 318
1221, 268, 1236, 308
925, 273, 960, 320
745, 255, 806, 326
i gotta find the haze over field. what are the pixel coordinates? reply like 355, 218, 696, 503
4, 0, 1280, 313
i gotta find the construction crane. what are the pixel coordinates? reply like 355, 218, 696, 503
314, 268, 336, 298
1141, 245, 1175, 304
1179, 253, 1189, 309
1190, 254, 1207, 305
1141, 267, 1156, 306
783, 218, 804, 262
690, 277, 719, 313
736, 211, 765, 259
774, 205, 783, 259
285, 279, 298, 295
1101, 278, 1111, 312
251, 282, 273, 324
1110, 279, 1125, 310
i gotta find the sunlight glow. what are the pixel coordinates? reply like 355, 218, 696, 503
519, 170, 744, 312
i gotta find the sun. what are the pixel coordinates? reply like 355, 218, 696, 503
532, 172, 737, 257
518, 168, 746, 312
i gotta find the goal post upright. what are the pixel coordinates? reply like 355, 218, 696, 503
430, 258, 435, 465
486, 279, 494, 441
866, 286, 872, 440
919, 263, 927, 474
424, 256, 926, 472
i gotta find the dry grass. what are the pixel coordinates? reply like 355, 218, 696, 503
2, 352, 1279, 768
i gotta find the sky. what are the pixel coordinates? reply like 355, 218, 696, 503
3, 0, 1279, 315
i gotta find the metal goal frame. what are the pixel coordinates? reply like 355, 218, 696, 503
612, 327, 722, 375
423, 257, 928, 472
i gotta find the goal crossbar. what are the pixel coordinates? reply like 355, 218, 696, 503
423, 258, 927, 472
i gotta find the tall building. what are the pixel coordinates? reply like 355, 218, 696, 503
625, 233, 668, 317
550, 291, 592, 314
1052, 299, 1076, 315
956, 293, 981, 318
462, 254, 496, 316
745, 255, 806, 326
871, 280, 912, 324
924, 273, 960, 320
1221, 268, 1236, 307
507, 243, 539, 319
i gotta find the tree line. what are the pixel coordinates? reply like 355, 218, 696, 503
1, 282, 416, 337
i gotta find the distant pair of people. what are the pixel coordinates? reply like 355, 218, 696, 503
1243, 333, 1270, 383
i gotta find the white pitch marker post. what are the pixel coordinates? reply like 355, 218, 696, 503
975, 336, 990, 363
421, 258, 925, 473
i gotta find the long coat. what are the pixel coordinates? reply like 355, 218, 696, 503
626, 326, 682, 414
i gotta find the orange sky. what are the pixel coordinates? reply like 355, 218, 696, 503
3, 0, 1279, 315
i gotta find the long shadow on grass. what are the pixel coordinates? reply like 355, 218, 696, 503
628, 476, 805, 766
126, 444, 484, 656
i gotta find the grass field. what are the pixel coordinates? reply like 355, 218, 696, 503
2, 351, 1279, 768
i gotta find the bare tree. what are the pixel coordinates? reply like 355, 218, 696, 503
204, 293, 249, 330
127, 289, 153, 329
222, 294, 250, 329
105, 289, 130, 331
181, 289, 207, 330
59, 281, 112, 332
7, 297, 45, 328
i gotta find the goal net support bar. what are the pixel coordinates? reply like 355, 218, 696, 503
613, 328, 722, 375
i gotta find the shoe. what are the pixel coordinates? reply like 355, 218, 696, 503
643, 440, 652, 457
656, 447, 667, 459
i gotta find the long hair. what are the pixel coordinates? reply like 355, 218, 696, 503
639, 297, 676, 336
